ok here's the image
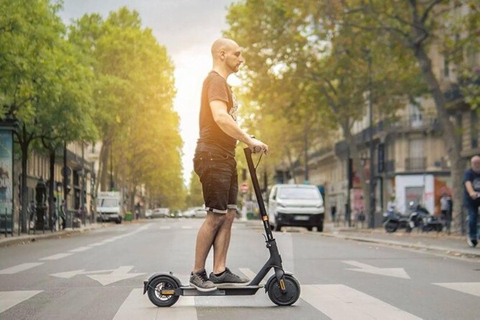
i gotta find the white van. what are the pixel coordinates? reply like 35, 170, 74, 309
268, 184, 325, 232
97, 191, 123, 224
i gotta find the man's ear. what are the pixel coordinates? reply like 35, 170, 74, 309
220, 50, 225, 61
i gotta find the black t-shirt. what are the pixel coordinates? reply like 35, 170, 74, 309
463, 168, 480, 204
195, 71, 238, 157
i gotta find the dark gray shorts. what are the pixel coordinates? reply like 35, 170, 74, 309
193, 152, 238, 214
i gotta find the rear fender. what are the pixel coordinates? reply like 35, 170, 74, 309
143, 272, 182, 295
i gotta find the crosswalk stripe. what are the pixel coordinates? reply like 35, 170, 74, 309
113, 288, 196, 320
69, 246, 92, 253
159, 226, 171, 230
182, 226, 193, 229
434, 282, 480, 297
39, 253, 73, 261
0, 263, 44, 274
0, 290, 43, 314
300, 284, 422, 320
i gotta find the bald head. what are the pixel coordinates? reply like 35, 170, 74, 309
211, 38, 238, 59
472, 155, 480, 173
210, 38, 244, 75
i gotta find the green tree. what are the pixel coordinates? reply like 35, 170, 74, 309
69, 8, 184, 211
337, 0, 479, 227
225, 0, 422, 219
0, 0, 76, 231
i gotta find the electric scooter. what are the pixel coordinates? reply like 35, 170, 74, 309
143, 147, 301, 307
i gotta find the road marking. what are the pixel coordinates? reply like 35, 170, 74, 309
159, 226, 171, 230
89, 242, 105, 247
0, 263, 44, 274
182, 226, 193, 229
113, 288, 196, 320
69, 246, 92, 253
343, 260, 410, 279
301, 284, 422, 320
434, 282, 480, 297
52, 266, 145, 286
0, 290, 43, 314
39, 253, 73, 261
238, 267, 267, 286
88, 266, 145, 286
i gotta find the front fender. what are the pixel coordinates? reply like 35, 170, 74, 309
143, 272, 182, 295
265, 271, 293, 293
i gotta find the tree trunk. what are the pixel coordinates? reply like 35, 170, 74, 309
20, 141, 29, 233
98, 139, 110, 192
48, 149, 55, 229
413, 46, 463, 229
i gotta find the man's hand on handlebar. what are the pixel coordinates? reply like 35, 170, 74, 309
248, 137, 268, 154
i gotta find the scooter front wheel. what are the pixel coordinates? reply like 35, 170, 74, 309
147, 275, 180, 307
267, 274, 301, 306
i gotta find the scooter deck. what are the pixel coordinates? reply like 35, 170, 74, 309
165, 285, 263, 296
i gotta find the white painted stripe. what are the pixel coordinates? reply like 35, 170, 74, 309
301, 284, 422, 320
182, 226, 193, 230
0, 263, 44, 274
39, 253, 73, 261
435, 282, 480, 297
0, 290, 43, 313
113, 288, 196, 320
238, 268, 255, 280
239, 268, 266, 286
89, 242, 105, 247
159, 226, 171, 230
69, 247, 92, 253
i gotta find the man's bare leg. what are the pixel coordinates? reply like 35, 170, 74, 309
212, 209, 235, 274
193, 212, 226, 273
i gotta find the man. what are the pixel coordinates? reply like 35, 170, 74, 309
440, 192, 452, 234
464, 155, 480, 247
190, 38, 268, 292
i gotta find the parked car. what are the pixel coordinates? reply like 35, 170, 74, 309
183, 207, 207, 218
145, 209, 153, 219
151, 208, 170, 218
268, 184, 325, 232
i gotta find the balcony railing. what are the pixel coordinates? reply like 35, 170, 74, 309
405, 157, 426, 171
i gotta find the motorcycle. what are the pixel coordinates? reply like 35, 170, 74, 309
407, 202, 443, 232
383, 210, 411, 233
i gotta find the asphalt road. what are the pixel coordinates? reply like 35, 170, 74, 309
0, 218, 479, 320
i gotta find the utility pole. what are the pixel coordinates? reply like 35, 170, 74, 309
367, 51, 376, 229
80, 141, 85, 226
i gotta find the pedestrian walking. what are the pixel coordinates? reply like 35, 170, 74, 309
464, 155, 480, 247
440, 193, 452, 234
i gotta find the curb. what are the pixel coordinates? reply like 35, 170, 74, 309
0, 223, 114, 248
320, 232, 480, 259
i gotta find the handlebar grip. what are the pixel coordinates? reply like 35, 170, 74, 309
253, 146, 262, 153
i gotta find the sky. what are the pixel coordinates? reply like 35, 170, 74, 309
59, 0, 235, 186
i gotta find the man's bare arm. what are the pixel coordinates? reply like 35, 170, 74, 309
465, 181, 478, 199
210, 100, 267, 152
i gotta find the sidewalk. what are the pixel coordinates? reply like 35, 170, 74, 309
0, 221, 119, 248
322, 222, 480, 259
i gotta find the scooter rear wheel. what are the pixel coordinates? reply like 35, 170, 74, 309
147, 276, 180, 307
267, 274, 301, 306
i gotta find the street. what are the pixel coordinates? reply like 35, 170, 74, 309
0, 219, 479, 320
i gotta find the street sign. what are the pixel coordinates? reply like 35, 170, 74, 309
240, 183, 248, 193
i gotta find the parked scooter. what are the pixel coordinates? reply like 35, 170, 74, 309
407, 202, 443, 232
383, 210, 411, 233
